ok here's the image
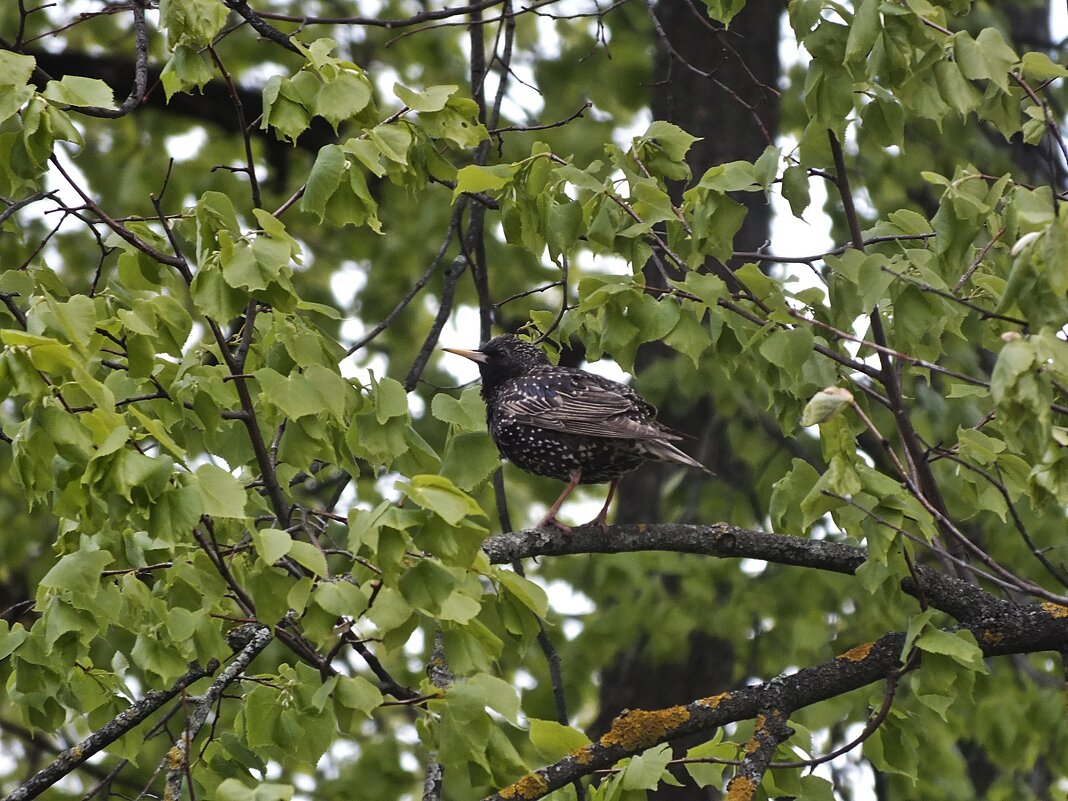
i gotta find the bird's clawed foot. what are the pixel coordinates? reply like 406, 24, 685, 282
588, 508, 611, 534
536, 514, 573, 534
586, 477, 619, 534
534, 473, 618, 535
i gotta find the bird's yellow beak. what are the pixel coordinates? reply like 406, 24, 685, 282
442, 347, 488, 364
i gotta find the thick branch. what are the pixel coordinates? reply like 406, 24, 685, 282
481, 523, 1013, 623
482, 601, 1068, 801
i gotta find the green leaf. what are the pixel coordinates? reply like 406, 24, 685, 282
453, 164, 518, 197
865, 716, 919, 778
1021, 51, 1068, 82
956, 427, 1005, 464
39, 550, 113, 599
547, 199, 584, 256
683, 731, 731, 787
954, 29, 1017, 92
529, 718, 591, 761
496, 568, 549, 618
759, 327, 814, 376
160, 44, 215, 98
43, 76, 117, 109
194, 464, 246, 519
335, 675, 383, 715
262, 76, 311, 143
431, 388, 486, 431
801, 387, 854, 426
844, 0, 880, 63
398, 474, 484, 525
394, 83, 457, 113
915, 628, 988, 671
369, 125, 412, 164
990, 338, 1035, 404
313, 580, 365, 616
0, 82, 33, 125
0, 621, 28, 660
302, 144, 347, 220
161, 0, 230, 46
0, 50, 36, 88
364, 585, 414, 635
622, 744, 674, 790
441, 432, 500, 491
374, 377, 409, 423
315, 70, 373, 129
664, 311, 711, 367
455, 673, 522, 726
252, 528, 293, 565
398, 558, 461, 613
770, 458, 821, 530
288, 540, 328, 577
642, 121, 701, 161
781, 164, 811, 217
255, 367, 348, 421
41, 294, 95, 353
701, 0, 746, 25
217, 779, 294, 801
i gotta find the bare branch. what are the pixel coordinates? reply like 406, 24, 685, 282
162, 624, 272, 801
65, 0, 149, 118
725, 702, 793, 801
482, 522, 1025, 618
7, 660, 218, 801
221, 0, 303, 55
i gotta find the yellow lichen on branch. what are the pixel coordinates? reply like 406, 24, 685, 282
1041, 602, 1068, 618
725, 775, 757, 801
836, 642, 874, 662
498, 773, 549, 799
698, 692, 729, 709
599, 706, 691, 750
569, 744, 595, 765
980, 629, 1004, 646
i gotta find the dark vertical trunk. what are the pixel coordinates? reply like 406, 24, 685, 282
592, 2, 783, 798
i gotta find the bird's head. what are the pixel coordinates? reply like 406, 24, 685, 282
443, 334, 550, 394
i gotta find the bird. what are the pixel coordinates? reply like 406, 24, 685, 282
443, 334, 709, 531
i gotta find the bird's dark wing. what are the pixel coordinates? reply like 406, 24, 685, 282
499, 368, 678, 440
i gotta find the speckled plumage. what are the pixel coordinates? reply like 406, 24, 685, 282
444, 334, 708, 529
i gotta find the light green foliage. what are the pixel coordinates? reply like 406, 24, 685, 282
1, 1, 1068, 800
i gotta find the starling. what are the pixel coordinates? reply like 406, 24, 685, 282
443, 334, 709, 530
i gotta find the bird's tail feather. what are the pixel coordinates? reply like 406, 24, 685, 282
642, 440, 713, 474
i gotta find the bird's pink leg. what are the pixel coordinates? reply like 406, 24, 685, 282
590, 477, 620, 532
538, 470, 582, 533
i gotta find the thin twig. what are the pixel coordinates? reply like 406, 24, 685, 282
65, 0, 149, 118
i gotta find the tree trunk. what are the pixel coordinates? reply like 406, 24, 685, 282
594, 2, 783, 798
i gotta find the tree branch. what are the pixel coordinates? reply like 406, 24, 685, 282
221, 0, 303, 55
481, 601, 1068, 801
162, 624, 271, 801
481, 522, 1033, 621
725, 703, 793, 801
7, 660, 218, 801
65, 0, 149, 118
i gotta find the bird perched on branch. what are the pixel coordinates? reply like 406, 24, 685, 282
443, 334, 709, 531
